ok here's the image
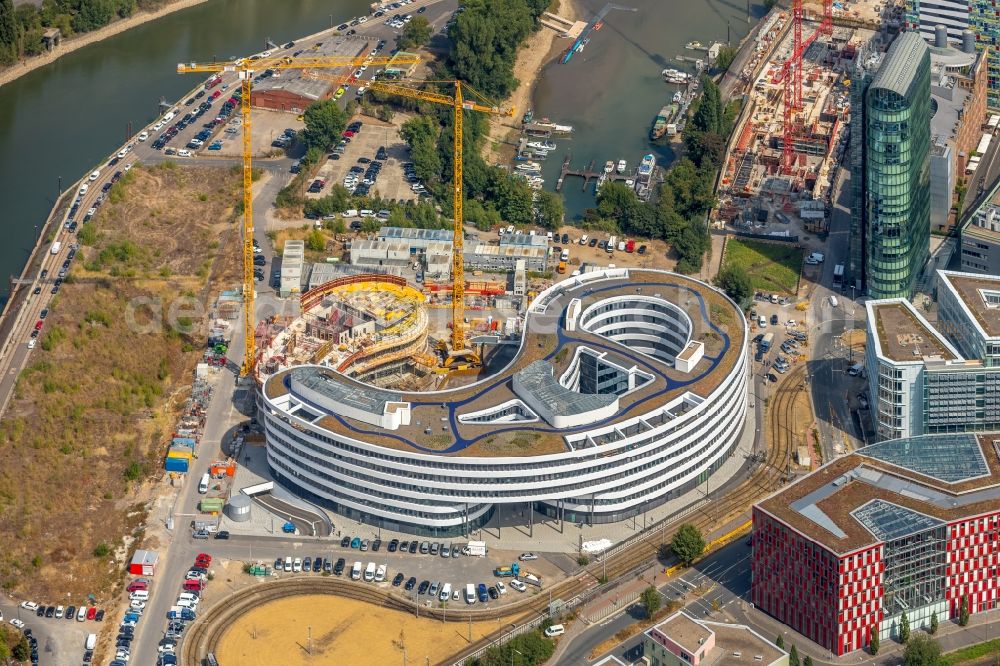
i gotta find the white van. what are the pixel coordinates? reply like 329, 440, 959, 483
544, 624, 565, 637
439, 583, 452, 602
198, 473, 210, 494
829, 295, 839, 308
364, 562, 376, 582
129, 590, 149, 601
560, 249, 569, 262
176, 598, 197, 609
465, 583, 476, 604
848, 363, 865, 377
284, 557, 293, 572
351, 561, 362, 580
86, 634, 97, 651
579, 234, 589, 245
178, 592, 198, 602
375, 564, 387, 582
342, 209, 359, 218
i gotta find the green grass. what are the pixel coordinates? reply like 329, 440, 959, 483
945, 638, 1000, 665
722, 238, 802, 295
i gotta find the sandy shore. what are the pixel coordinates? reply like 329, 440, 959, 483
484, 0, 583, 163
0, 0, 209, 89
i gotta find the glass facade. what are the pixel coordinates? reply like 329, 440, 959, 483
864, 36, 931, 299
970, 0, 1000, 108
879, 524, 948, 639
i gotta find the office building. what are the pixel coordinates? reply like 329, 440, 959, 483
259, 270, 749, 536
865, 270, 1000, 439
752, 432, 1000, 655
863, 32, 932, 299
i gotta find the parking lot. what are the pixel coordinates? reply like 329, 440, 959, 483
256, 542, 548, 608
213, 108, 303, 158
307, 115, 422, 203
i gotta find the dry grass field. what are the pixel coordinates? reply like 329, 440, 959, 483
216, 594, 503, 666
0, 162, 242, 599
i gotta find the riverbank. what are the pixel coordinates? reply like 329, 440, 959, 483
484, 0, 583, 163
0, 0, 209, 89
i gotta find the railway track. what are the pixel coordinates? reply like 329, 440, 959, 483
183, 374, 803, 665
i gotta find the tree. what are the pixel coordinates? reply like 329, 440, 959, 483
929, 611, 939, 634
640, 585, 661, 619
398, 15, 432, 49
302, 99, 348, 152
0, 0, 18, 65
716, 265, 753, 308
900, 611, 911, 643
869, 627, 879, 655
305, 230, 326, 252
536, 190, 564, 230
903, 634, 943, 666
802, 657, 813, 666
714, 45, 738, 72
788, 645, 799, 666
11, 635, 29, 661
959, 594, 970, 626
670, 524, 705, 566
775, 635, 785, 650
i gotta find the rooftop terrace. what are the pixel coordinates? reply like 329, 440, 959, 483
870, 300, 958, 362
263, 270, 745, 457
938, 270, 1000, 338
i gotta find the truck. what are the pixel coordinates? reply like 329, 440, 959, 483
463, 541, 487, 557
494, 563, 520, 577
760, 333, 774, 352
625, 239, 636, 253
281, 521, 296, 534
167, 607, 196, 621
50, 241, 61, 255
607, 236, 617, 253
833, 263, 845, 286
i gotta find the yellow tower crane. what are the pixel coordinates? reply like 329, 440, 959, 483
363, 79, 514, 368
176, 54, 419, 376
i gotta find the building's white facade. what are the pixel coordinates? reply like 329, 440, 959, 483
259, 270, 750, 536
866, 271, 1000, 440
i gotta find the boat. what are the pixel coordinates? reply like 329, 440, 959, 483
526, 140, 556, 151
672, 91, 683, 103
513, 154, 531, 161
662, 68, 691, 84
522, 109, 533, 124
685, 40, 704, 50
637, 154, 656, 182
532, 121, 573, 134
596, 172, 608, 189
625, 178, 635, 187
616, 159, 627, 174
651, 105, 675, 140
516, 162, 542, 172
603, 160, 614, 173
593, 20, 604, 31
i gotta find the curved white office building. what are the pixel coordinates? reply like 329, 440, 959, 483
259, 269, 749, 536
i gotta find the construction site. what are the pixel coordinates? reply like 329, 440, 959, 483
255, 272, 528, 391
717, 0, 878, 231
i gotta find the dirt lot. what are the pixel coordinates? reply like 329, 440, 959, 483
307, 113, 422, 204
0, 163, 242, 600
212, 108, 303, 158
215, 594, 503, 666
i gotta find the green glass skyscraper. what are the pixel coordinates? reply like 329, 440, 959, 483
863, 32, 931, 299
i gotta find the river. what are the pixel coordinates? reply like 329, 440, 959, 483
0, 0, 371, 300
533, 0, 766, 220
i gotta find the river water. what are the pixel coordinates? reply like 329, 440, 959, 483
533, 0, 766, 220
0, 0, 764, 294
0, 0, 370, 297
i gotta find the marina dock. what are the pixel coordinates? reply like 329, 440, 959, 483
555, 155, 637, 192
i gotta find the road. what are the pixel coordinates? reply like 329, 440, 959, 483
554, 539, 753, 666
120, 3, 459, 665
807, 166, 868, 460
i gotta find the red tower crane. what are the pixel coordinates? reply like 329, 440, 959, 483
777, 0, 834, 173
